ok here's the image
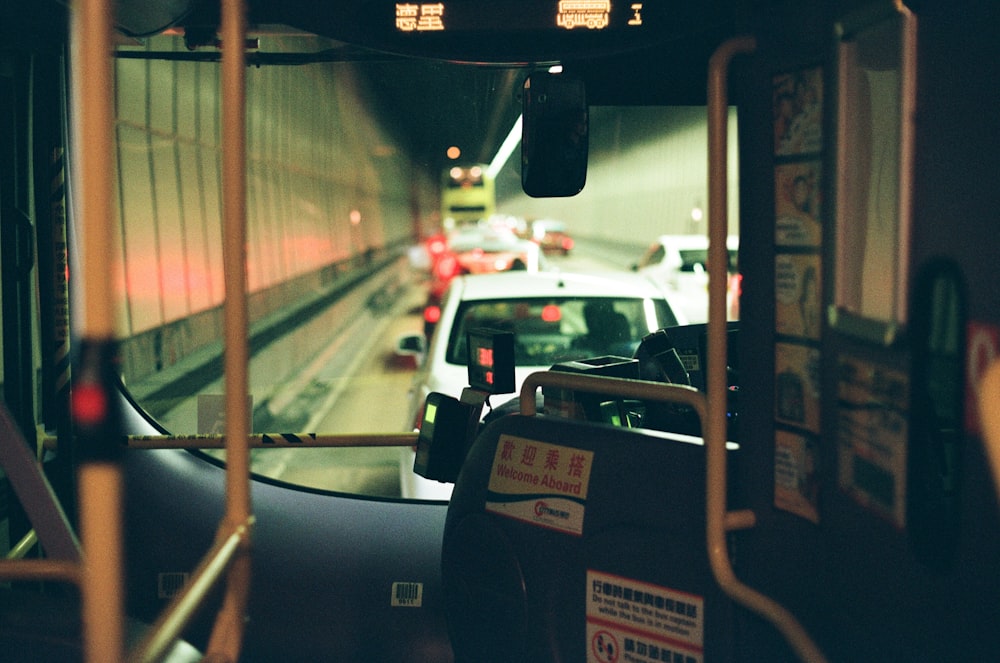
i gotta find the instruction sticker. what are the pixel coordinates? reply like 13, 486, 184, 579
837, 355, 909, 527
486, 434, 594, 535
586, 570, 704, 663
774, 430, 820, 523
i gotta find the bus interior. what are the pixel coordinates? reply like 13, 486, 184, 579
1, 0, 999, 661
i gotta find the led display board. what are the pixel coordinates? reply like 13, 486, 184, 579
392, 1, 650, 34
467, 329, 516, 394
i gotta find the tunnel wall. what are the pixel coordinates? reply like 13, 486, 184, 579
106, 40, 733, 385
110, 34, 431, 339
495, 106, 740, 256
108, 35, 434, 383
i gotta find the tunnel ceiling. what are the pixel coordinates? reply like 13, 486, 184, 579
355, 61, 523, 177
125, 0, 750, 181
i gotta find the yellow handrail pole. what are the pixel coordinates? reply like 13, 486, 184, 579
706, 34, 753, 595
204, 0, 253, 659
518, 371, 757, 533
979, 361, 1000, 504
74, 0, 125, 661
519, 371, 707, 417
5, 528, 38, 559
707, 36, 827, 662
0, 558, 81, 584
132, 528, 246, 663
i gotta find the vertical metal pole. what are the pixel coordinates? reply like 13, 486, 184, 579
705, 34, 750, 618
707, 36, 828, 663
979, 361, 1000, 505
204, 0, 252, 658
73, 0, 124, 661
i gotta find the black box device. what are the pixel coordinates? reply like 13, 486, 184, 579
467, 328, 515, 394
413, 392, 482, 483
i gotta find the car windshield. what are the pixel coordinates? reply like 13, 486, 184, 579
446, 297, 676, 366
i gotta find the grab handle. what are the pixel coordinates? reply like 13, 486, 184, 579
707, 36, 828, 663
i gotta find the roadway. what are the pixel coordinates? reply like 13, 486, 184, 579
240, 246, 633, 497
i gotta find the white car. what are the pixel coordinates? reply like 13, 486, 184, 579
632, 234, 740, 323
398, 270, 687, 499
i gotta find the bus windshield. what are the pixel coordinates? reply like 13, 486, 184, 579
112, 33, 738, 499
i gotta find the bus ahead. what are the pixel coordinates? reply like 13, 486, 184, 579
441, 164, 495, 226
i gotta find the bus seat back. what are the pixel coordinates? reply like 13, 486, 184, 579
442, 413, 739, 662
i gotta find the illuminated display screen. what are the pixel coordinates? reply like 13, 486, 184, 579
423, 400, 438, 426
393, 1, 648, 33
467, 329, 515, 394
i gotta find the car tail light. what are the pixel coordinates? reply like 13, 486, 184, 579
427, 237, 447, 256
541, 304, 562, 322
434, 254, 460, 280
424, 305, 442, 324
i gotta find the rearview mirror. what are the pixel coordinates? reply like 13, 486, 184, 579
521, 72, 588, 197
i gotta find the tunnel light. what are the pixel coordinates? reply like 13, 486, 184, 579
486, 114, 522, 179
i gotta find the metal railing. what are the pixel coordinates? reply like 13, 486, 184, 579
0, 1, 255, 661
707, 36, 828, 663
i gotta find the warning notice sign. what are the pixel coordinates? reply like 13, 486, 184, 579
586, 570, 704, 663
486, 434, 594, 535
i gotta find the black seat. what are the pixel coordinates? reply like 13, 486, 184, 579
442, 413, 740, 662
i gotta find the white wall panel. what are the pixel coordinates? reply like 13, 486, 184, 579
113, 35, 422, 337
497, 106, 740, 249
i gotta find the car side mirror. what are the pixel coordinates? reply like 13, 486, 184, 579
521, 72, 588, 198
395, 333, 427, 368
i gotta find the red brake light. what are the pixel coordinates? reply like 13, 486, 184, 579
434, 254, 459, 280
541, 304, 561, 322
427, 238, 446, 255
424, 305, 442, 323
